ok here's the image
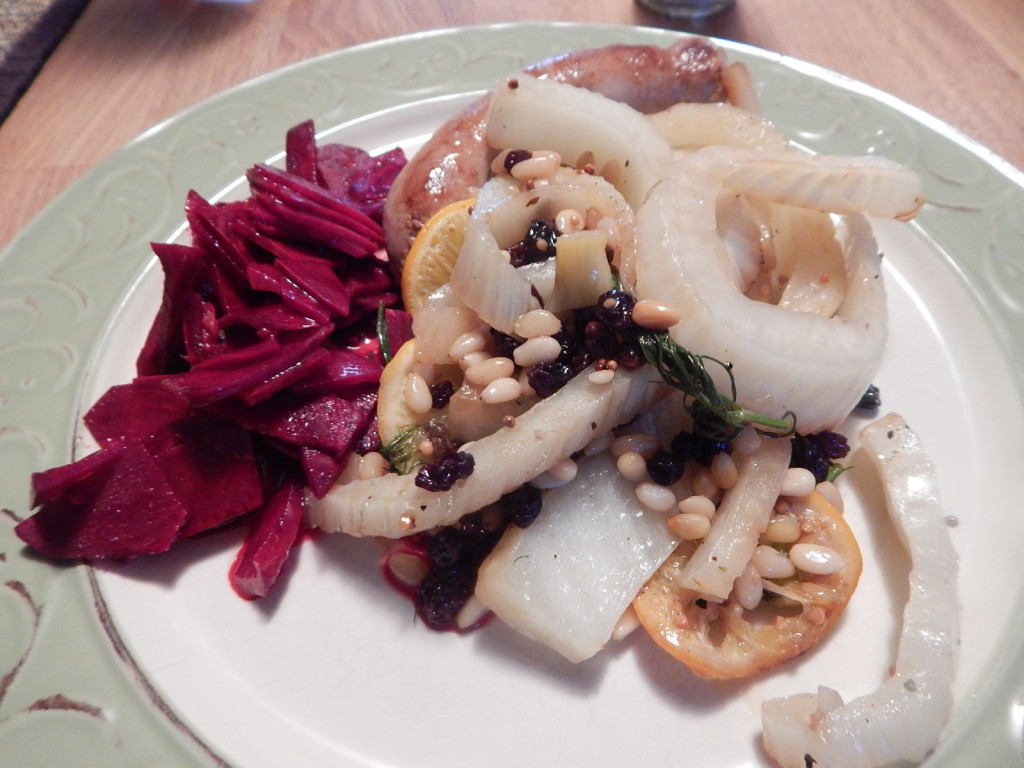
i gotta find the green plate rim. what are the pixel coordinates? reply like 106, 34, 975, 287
1, 21, 1022, 767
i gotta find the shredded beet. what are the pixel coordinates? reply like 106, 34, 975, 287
15, 121, 409, 598
229, 475, 306, 600
18, 441, 189, 560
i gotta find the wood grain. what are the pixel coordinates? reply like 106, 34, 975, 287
1, 0, 1021, 253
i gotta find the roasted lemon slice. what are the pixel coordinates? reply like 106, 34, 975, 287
633, 490, 862, 679
401, 197, 474, 313
376, 338, 430, 446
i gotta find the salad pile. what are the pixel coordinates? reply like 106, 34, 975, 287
15, 121, 409, 598
13, 38, 959, 768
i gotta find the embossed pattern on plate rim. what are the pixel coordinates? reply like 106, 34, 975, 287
1, 22, 1023, 768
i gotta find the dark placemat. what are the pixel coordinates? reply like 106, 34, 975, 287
1, 0, 90, 121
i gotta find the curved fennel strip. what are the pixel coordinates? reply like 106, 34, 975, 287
761, 413, 959, 768
451, 214, 537, 335
485, 74, 672, 210
306, 366, 671, 538
648, 101, 791, 153
450, 169, 636, 334
675, 432, 791, 600
634, 146, 923, 433
476, 451, 679, 663
726, 154, 925, 222
772, 205, 849, 315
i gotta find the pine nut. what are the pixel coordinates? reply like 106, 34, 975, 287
711, 451, 739, 489
387, 551, 430, 588
790, 543, 844, 575
513, 308, 561, 339
458, 350, 489, 371
517, 368, 536, 398
612, 605, 640, 641
530, 457, 578, 489
816, 480, 844, 511
781, 467, 817, 498
480, 376, 522, 404
465, 356, 514, 386
455, 594, 490, 630
588, 368, 615, 385
763, 515, 802, 544
358, 451, 389, 480
751, 544, 796, 579
404, 372, 433, 415
733, 562, 764, 610
667, 512, 711, 540
635, 481, 677, 513
555, 207, 585, 234
691, 466, 719, 498
513, 335, 562, 367
509, 150, 562, 180
677, 494, 716, 519
616, 451, 648, 483
631, 299, 682, 331
583, 431, 613, 456
548, 457, 578, 482
448, 331, 486, 360
731, 426, 761, 455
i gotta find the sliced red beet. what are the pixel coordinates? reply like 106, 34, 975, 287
275, 256, 356, 318
229, 476, 305, 599
83, 378, 191, 445
289, 348, 384, 396
285, 119, 319, 185
17, 441, 189, 560
17, 122, 406, 598
25, 410, 265, 555
218, 303, 320, 333
344, 258, 396, 298
30, 442, 124, 507
344, 147, 407, 222
159, 420, 264, 538
245, 262, 332, 325
312, 143, 368, 191
247, 196, 381, 259
342, 290, 401, 327
136, 243, 206, 376
181, 297, 223, 366
248, 163, 382, 235
166, 324, 332, 407
355, 413, 382, 455
384, 308, 414, 353
236, 346, 334, 406
208, 390, 376, 459
300, 447, 347, 499
186, 195, 255, 283
206, 259, 252, 320
317, 144, 406, 222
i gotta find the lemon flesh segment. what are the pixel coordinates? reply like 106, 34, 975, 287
401, 198, 474, 313
633, 490, 862, 679
376, 339, 431, 446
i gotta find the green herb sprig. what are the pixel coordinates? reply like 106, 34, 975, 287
633, 330, 796, 441
376, 301, 393, 364
379, 424, 428, 475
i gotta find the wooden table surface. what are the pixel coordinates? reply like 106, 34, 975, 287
1, 0, 1022, 256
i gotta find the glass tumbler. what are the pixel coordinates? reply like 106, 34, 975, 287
636, 0, 735, 19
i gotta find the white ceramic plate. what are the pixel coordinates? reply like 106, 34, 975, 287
3, 23, 1024, 768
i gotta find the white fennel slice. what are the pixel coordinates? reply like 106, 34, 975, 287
761, 412, 959, 768
475, 451, 679, 663
305, 365, 670, 538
